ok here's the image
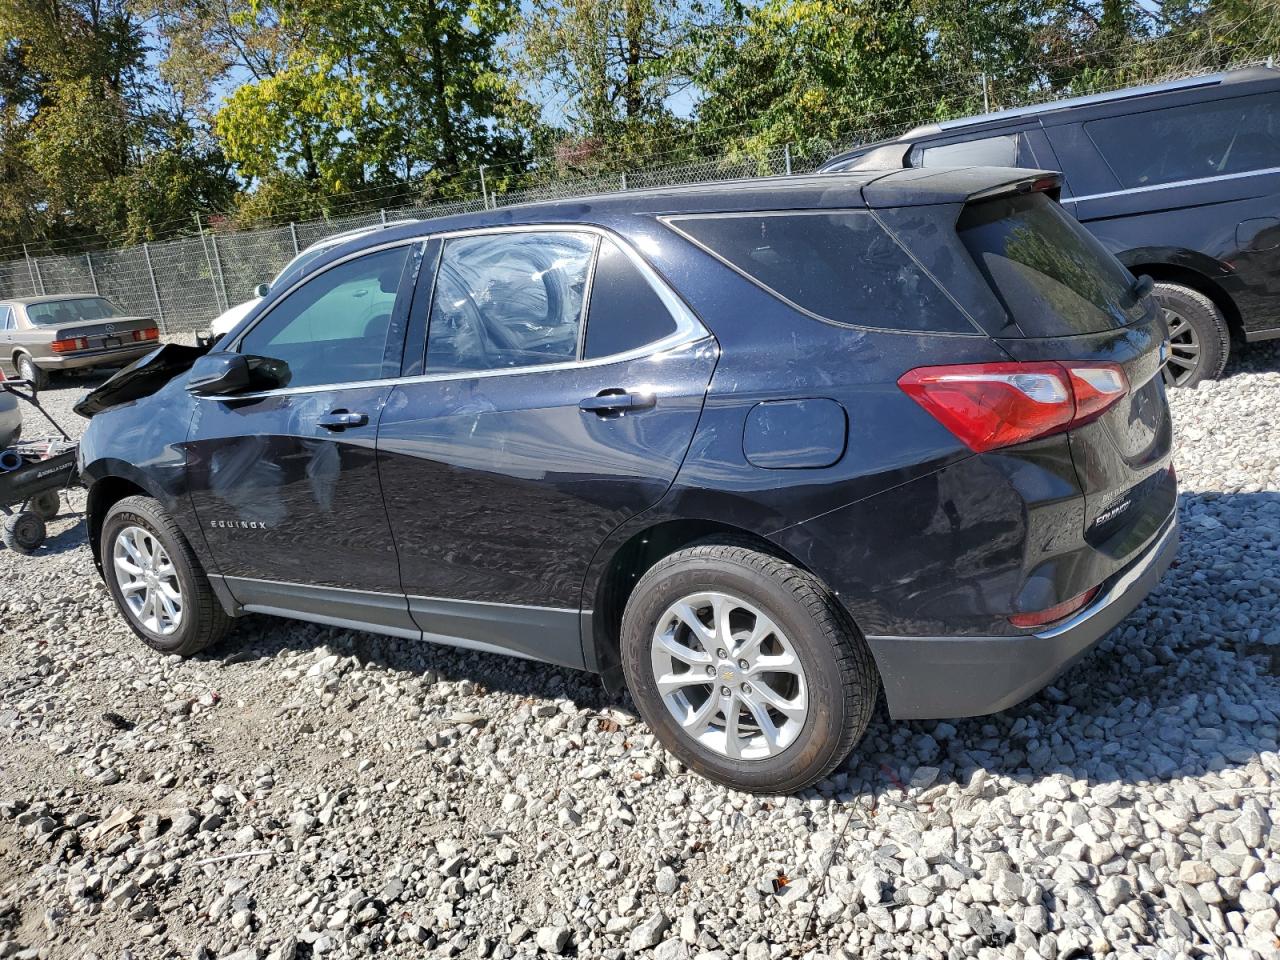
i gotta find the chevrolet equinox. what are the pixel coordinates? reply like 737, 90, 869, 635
77, 168, 1179, 793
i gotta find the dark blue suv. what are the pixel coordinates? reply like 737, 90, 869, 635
78, 167, 1178, 793
821, 67, 1280, 387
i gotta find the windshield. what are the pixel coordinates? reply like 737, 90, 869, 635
957, 192, 1143, 336
26, 297, 122, 326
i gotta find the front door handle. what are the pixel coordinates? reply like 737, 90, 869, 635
317, 410, 368, 430
579, 390, 656, 414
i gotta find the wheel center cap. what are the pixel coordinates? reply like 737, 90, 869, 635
718, 663, 738, 683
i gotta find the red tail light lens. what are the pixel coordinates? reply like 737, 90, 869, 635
1009, 586, 1099, 628
898, 361, 1129, 453
132, 327, 159, 342
51, 337, 89, 354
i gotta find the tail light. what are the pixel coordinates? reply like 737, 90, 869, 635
51, 337, 89, 354
1009, 586, 1099, 628
898, 361, 1129, 453
132, 327, 159, 342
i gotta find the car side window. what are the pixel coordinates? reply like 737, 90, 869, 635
425, 232, 594, 374
238, 245, 409, 389
0, 308, 11, 330
913, 133, 1034, 169
584, 239, 680, 359
1086, 92, 1280, 188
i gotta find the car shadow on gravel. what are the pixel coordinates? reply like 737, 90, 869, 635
197, 490, 1280, 800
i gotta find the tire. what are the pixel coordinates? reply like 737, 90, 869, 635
2, 511, 46, 553
15, 353, 48, 391
30, 490, 60, 520
1153, 282, 1229, 388
620, 540, 878, 794
101, 495, 231, 656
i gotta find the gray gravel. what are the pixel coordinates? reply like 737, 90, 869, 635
2, 346, 1279, 960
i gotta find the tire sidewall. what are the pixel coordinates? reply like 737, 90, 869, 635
101, 503, 204, 654
1153, 283, 1228, 388
622, 557, 849, 793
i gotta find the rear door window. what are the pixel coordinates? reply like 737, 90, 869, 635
911, 132, 1038, 169
584, 238, 679, 359
957, 192, 1143, 336
665, 211, 975, 333
425, 231, 595, 373
1085, 92, 1280, 188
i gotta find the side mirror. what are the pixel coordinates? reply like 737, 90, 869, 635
254, 283, 270, 298
187, 353, 251, 396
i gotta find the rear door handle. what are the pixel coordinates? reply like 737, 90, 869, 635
579, 391, 656, 414
317, 410, 368, 430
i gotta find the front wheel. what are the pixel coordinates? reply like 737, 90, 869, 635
101, 495, 231, 656
621, 541, 878, 794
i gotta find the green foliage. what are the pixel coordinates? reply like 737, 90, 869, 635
210, 0, 527, 225
1, 0, 1278, 248
506, 0, 717, 171
0, 0, 235, 251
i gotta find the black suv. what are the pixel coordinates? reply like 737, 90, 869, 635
821, 67, 1280, 387
78, 169, 1177, 793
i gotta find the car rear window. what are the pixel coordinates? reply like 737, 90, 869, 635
26, 297, 121, 326
665, 211, 975, 333
956, 192, 1142, 336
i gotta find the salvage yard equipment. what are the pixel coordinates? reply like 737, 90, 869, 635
0, 377, 79, 553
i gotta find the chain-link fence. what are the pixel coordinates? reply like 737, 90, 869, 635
0, 53, 1272, 337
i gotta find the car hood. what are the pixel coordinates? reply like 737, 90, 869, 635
73, 342, 211, 418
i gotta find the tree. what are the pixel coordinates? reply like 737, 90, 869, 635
0, 0, 234, 249
691, 0, 943, 158
507, 0, 714, 170
210, 0, 524, 223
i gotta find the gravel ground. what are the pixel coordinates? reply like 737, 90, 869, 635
2, 344, 1280, 960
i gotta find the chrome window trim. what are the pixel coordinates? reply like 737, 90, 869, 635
1063, 164, 1280, 203
661, 208, 986, 337
227, 236, 423, 354
211, 224, 711, 400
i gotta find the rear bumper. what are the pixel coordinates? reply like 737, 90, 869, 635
39, 344, 156, 371
866, 514, 1178, 720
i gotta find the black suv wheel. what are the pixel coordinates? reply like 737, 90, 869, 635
1154, 282, 1230, 388
621, 541, 878, 793
101, 495, 232, 656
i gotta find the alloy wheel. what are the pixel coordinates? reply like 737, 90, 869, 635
112, 525, 183, 636
1162, 307, 1201, 387
649, 591, 808, 760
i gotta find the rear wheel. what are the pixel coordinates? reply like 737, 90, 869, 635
621, 541, 878, 793
15, 353, 48, 391
101, 495, 231, 656
1153, 282, 1229, 388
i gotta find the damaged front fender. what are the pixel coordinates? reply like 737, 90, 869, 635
74, 342, 212, 418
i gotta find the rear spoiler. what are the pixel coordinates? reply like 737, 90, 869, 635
861, 167, 1063, 208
